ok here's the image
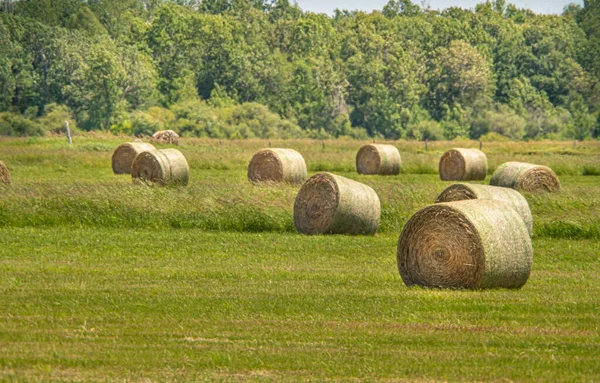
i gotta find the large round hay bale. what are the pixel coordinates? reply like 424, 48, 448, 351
0, 161, 11, 185
131, 149, 189, 186
439, 148, 487, 181
294, 172, 380, 235
248, 148, 307, 185
151, 130, 180, 144
397, 199, 532, 289
435, 183, 533, 236
112, 142, 156, 174
356, 144, 401, 175
490, 161, 560, 193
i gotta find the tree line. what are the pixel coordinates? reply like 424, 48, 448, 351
1, 0, 599, 140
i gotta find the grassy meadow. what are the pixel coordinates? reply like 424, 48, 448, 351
0, 135, 599, 381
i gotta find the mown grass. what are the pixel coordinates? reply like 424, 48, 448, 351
0, 136, 599, 381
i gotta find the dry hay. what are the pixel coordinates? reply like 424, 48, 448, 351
248, 148, 307, 185
111, 142, 156, 174
439, 148, 487, 181
131, 148, 189, 186
356, 144, 401, 175
435, 183, 533, 236
0, 161, 10, 185
151, 130, 180, 145
294, 172, 380, 235
490, 161, 560, 193
397, 199, 532, 289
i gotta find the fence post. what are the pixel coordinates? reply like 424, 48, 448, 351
65, 121, 72, 145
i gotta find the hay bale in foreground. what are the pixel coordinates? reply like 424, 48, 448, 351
397, 199, 532, 289
0, 161, 10, 185
439, 148, 487, 181
151, 130, 180, 144
490, 161, 560, 193
248, 148, 307, 184
435, 183, 533, 236
356, 144, 401, 175
112, 142, 156, 174
294, 172, 380, 235
131, 149, 189, 186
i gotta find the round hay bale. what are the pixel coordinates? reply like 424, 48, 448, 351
294, 172, 380, 235
439, 148, 487, 181
111, 142, 156, 175
151, 130, 180, 145
397, 199, 532, 289
0, 161, 11, 185
435, 183, 533, 236
131, 149, 189, 186
490, 161, 560, 193
248, 148, 307, 185
356, 144, 401, 175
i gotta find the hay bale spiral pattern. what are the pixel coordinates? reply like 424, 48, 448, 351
397, 199, 532, 289
294, 172, 380, 235
112, 142, 156, 174
356, 144, 401, 175
131, 149, 189, 186
490, 161, 560, 193
439, 148, 487, 181
248, 148, 307, 185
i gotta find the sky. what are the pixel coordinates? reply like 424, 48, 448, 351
294, 0, 584, 16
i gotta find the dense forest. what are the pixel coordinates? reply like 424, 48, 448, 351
1, 0, 599, 140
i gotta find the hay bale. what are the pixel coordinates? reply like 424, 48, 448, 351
356, 144, 401, 175
151, 130, 180, 145
435, 183, 533, 236
248, 148, 307, 184
397, 199, 532, 289
0, 161, 11, 185
111, 142, 156, 174
490, 161, 560, 193
131, 149, 189, 186
294, 172, 380, 235
439, 148, 487, 181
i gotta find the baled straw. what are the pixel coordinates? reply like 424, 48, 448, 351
294, 172, 380, 235
435, 183, 533, 236
112, 142, 156, 174
356, 144, 401, 175
397, 199, 532, 289
131, 149, 189, 186
0, 161, 11, 185
151, 130, 180, 144
490, 161, 560, 193
439, 148, 487, 181
248, 148, 307, 185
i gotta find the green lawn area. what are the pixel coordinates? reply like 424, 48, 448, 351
0, 136, 599, 381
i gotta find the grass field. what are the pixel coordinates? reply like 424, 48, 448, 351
0, 136, 599, 382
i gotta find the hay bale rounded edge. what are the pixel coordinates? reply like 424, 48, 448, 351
435, 183, 533, 236
0, 161, 11, 185
294, 172, 380, 235
397, 199, 532, 289
490, 161, 560, 193
356, 144, 401, 175
151, 130, 180, 144
112, 142, 156, 174
131, 148, 189, 186
439, 148, 487, 181
248, 148, 307, 184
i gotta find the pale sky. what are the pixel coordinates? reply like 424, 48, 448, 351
295, 0, 584, 15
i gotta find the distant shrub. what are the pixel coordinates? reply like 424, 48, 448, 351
37, 104, 78, 135
0, 112, 45, 137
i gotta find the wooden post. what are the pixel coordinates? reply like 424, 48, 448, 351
65, 121, 72, 145
269, 141, 271, 148
322, 140, 325, 152
479, 140, 483, 151
574, 140, 577, 148
425, 139, 428, 152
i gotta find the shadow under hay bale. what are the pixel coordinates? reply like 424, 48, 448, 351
0, 161, 11, 185
356, 144, 401, 175
112, 142, 156, 175
131, 149, 189, 186
397, 199, 532, 289
490, 161, 560, 193
248, 148, 307, 185
439, 148, 487, 181
294, 172, 380, 235
435, 183, 533, 236
151, 130, 180, 145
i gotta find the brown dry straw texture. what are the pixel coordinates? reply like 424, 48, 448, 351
397, 199, 532, 289
356, 144, 401, 175
151, 130, 180, 144
0, 161, 11, 185
490, 161, 560, 193
435, 183, 533, 236
131, 149, 189, 186
248, 148, 307, 184
439, 148, 487, 181
294, 172, 380, 235
111, 142, 156, 174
